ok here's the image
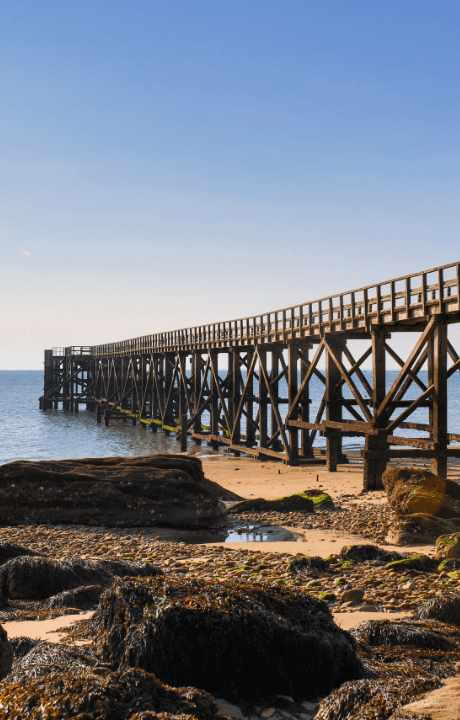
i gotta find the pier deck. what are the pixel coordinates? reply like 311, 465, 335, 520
40, 261, 460, 489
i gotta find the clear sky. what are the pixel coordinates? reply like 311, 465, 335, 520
1, 0, 459, 369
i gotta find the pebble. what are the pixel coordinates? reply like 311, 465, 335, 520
0, 495, 452, 622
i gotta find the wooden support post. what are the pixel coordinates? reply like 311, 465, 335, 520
41, 349, 53, 410
258, 348, 268, 458
209, 351, 220, 448
230, 350, 241, 455
364, 329, 387, 491
245, 350, 256, 446
163, 354, 174, 427
178, 354, 187, 420
96, 405, 102, 424
429, 318, 448, 477
192, 352, 202, 444
299, 346, 314, 458
271, 350, 281, 451
325, 336, 343, 471
180, 413, 188, 451
288, 344, 299, 462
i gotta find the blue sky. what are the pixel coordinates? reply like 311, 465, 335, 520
1, 0, 460, 368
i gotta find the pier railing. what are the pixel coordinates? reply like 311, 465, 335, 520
91, 262, 460, 357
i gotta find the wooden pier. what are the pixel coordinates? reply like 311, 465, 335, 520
40, 261, 460, 490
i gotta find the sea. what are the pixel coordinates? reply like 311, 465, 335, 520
1, 370, 459, 465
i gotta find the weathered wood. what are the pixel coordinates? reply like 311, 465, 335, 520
429, 318, 448, 476
288, 345, 299, 461
43, 261, 460, 488
325, 336, 343, 472
364, 329, 387, 490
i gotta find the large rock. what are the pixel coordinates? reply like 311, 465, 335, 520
339, 544, 403, 564
415, 592, 460, 625
436, 532, 460, 560
382, 467, 460, 544
96, 576, 363, 703
0, 666, 222, 720
229, 492, 315, 514
0, 625, 13, 681
0, 455, 231, 528
0, 556, 163, 600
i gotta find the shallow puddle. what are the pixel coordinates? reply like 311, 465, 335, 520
145, 519, 299, 544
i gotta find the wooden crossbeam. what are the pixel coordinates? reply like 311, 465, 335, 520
232, 351, 258, 441
342, 345, 373, 397
209, 353, 231, 433
286, 340, 325, 421
383, 342, 428, 392
448, 358, 460, 378
297, 348, 326, 385
386, 385, 435, 434
257, 348, 291, 457
376, 317, 436, 420
323, 338, 372, 422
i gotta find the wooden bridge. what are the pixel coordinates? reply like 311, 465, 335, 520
40, 261, 460, 489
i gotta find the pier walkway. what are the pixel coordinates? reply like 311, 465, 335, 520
40, 261, 460, 489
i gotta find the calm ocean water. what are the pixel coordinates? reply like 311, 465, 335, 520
0, 370, 459, 465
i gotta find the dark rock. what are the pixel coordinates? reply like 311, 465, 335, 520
385, 553, 437, 573
350, 619, 452, 651
0, 542, 39, 566
436, 531, 460, 560
0, 667, 222, 720
0, 556, 163, 600
229, 493, 314, 514
96, 576, 363, 703
289, 555, 332, 573
382, 467, 460, 543
0, 625, 13, 681
315, 676, 439, 720
45, 584, 105, 610
8, 640, 97, 685
9, 637, 40, 661
415, 592, 460, 625
437, 558, 460, 571
340, 544, 404, 565
300, 489, 334, 509
0, 454, 230, 528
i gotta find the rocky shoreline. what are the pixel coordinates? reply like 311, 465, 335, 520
1, 456, 460, 719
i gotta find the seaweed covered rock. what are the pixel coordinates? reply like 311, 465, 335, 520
297, 489, 334, 509
9, 637, 41, 661
339, 544, 403, 565
436, 531, 460, 560
415, 592, 460, 625
0, 454, 230, 528
0, 625, 13, 681
0, 556, 163, 600
382, 467, 460, 543
438, 557, 460, 571
0, 667, 221, 720
96, 576, 363, 703
229, 493, 314, 514
45, 584, 106, 610
8, 640, 98, 685
350, 619, 452, 651
289, 555, 332, 574
315, 676, 439, 720
385, 553, 437, 573
0, 542, 39, 566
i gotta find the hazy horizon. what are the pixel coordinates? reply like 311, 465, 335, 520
2, 1, 460, 369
